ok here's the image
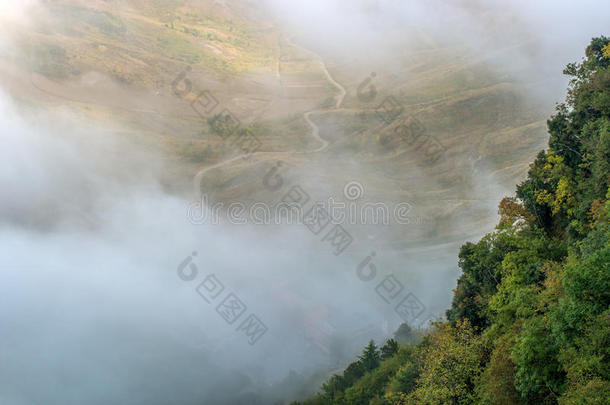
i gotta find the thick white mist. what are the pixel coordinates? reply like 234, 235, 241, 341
0, 90, 448, 403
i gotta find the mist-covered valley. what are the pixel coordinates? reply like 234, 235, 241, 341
0, 1, 608, 404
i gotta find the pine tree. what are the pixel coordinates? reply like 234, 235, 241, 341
381, 339, 399, 360
359, 340, 381, 371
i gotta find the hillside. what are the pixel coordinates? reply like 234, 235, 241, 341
0, 2, 592, 403
293, 37, 610, 405
0, 0, 550, 248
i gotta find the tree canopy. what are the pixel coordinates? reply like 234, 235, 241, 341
294, 36, 610, 405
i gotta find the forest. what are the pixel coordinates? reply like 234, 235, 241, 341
293, 36, 610, 405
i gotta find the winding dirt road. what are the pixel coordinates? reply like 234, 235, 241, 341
192, 37, 347, 196
26, 36, 348, 198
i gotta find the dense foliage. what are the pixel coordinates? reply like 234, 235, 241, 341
294, 36, 610, 405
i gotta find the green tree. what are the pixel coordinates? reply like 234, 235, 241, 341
359, 340, 381, 371
394, 323, 420, 345
407, 321, 485, 405
381, 339, 400, 360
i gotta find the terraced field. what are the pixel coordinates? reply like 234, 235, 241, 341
0, 0, 550, 257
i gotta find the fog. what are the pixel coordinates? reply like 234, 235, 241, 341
264, 0, 610, 103
0, 0, 608, 404
1, 88, 455, 403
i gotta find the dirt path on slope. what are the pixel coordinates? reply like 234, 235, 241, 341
193, 37, 347, 195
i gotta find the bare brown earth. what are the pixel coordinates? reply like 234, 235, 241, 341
0, 0, 550, 250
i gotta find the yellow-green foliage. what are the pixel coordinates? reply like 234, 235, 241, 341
397, 321, 484, 405
293, 35, 610, 405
